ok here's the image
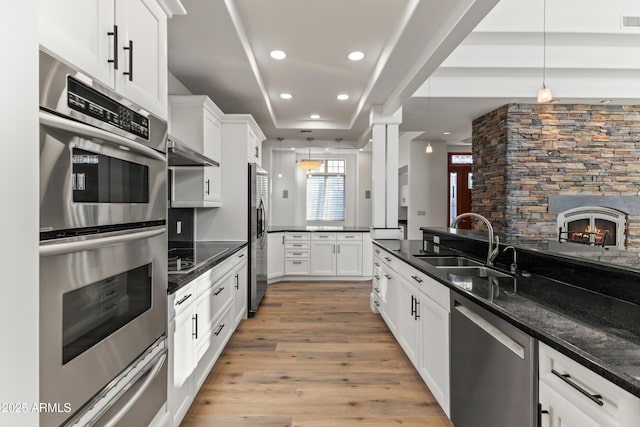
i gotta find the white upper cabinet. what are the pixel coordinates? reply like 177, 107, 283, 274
38, 0, 179, 119
223, 114, 266, 166
169, 95, 224, 207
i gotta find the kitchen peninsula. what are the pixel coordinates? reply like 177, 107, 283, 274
371, 227, 640, 426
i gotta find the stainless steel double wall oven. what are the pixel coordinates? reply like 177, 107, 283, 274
39, 51, 168, 427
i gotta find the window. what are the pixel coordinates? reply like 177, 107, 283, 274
306, 160, 345, 221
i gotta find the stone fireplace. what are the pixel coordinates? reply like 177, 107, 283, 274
471, 103, 640, 263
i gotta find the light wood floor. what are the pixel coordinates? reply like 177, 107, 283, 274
181, 281, 452, 427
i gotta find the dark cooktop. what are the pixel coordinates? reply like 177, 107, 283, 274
168, 243, 230, 274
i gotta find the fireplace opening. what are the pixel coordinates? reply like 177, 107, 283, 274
557, 206, 626, 249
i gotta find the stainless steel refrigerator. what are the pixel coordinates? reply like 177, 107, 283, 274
248, 163, 268, 316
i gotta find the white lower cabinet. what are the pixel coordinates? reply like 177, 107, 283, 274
267, 233, 284, 279
373, 246, 451, 416
539, 342, 640, 427
168, 248, 247, 427
310, 239, 337, 275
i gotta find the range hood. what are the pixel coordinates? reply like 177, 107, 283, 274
167, 135, 219, 167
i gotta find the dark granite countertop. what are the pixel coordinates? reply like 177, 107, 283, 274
373, 239, 640, 398
268, 226, 371, 233
168, 241, 247, 294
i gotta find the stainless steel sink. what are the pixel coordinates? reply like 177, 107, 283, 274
416, 256, 483, 267
438, 266, 512, 278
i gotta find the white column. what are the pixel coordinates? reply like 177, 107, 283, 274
369, 106, 403, 239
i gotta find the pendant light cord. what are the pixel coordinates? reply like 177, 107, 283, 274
542, 0, 547, 85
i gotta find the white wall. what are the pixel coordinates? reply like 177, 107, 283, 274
267, 146, 372, 227
357, 152, 372, 227
407, 141, 448, 239
168, 72, 193, 95
1, 2, 39, 425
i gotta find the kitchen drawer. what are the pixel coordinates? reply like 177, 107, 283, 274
285, 249, 310, 258
311, 232, 336, 241
285, 241, 310, 250
194, 303, 233, 368
397, 263, 450, 310
169, 282, 194, 319
285, 232, 310, 241
284, 258, 310, 275
539, 342, 640, 426
378, 250, 397, 270
337, 233, 362, 241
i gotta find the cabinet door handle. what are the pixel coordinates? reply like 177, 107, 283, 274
410, 295, 416, 316
214, 323, 225, 336
122, 40, 133, 81
192, 314, 198, 339
235, 273, 239, 290
411, 275, 423, 283
214, 287, 225, 296
282, 235, 285, 244
414, 298, 420, 320
551, 369, 604, 406
176, 293, 192, 306
238, 253, 245, 258
374, 287, 380, 293
374, 274, 380, 280
205, 179, 211, 195
107, 25, 118, 69
374, 300, 380, 307
384, 257, 392, 262
537, 404, 549, 427
384, 274, 392, 280
337, 245, 340, 254
333, 244, 335, 254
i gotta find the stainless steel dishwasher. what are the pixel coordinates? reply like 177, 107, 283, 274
451, 293, 537, 427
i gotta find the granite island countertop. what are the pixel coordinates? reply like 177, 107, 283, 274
268, 225, 371, 233
373, 239, 640, 398
168, 241, 247, 294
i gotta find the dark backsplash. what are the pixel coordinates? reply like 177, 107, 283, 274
168, 208, 194, 245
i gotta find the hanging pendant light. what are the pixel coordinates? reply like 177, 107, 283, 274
425, 79, 433, 154
537, 0, 553, 103
276, 137, 283, 178
297, 137, 323, 171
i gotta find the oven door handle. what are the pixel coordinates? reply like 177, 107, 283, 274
40, 226, 166, 256
100, 352, 166, 427
39, 110, 166, 162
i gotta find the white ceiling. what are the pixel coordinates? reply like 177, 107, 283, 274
168, 0, 640, 149
168, 0, 500, 147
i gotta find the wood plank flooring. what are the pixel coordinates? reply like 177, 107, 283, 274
181, 281, 452, 427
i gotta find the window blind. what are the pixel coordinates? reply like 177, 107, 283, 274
306, 175, 345, 221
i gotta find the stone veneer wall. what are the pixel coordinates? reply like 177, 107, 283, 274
471, 103, 640, 252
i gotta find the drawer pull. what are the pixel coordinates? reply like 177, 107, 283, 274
374, 287, 380, 293
214, 323, 225, 336
374, 262, 380, 267
384, 274, 392, 280
292, 261, 302, 265
238, 253, 245, 258
293, 244, 302, 247
214, 287, 225, 296
375, 249, 380, 254
551, 369, 604, 406
293, 252, 302, 255
176, 293, 192, 306
410, 275, 423, 283
384, 257, 391, 261
374, 274, 380, 280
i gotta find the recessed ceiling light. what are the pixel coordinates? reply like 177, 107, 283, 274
270, 50, 287, 60
337, 94, 349, 101
310, 114, 320, 119
369, 138, 373, 142
324, 148, 329, 151
443, 131, 451, 135
359, 148, 364, 151
280, 93, 293, 100
600, 99, 612, 104
348, 51, 365, 61
290, 147, 295, 150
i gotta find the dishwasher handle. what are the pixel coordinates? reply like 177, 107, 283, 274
455, 304, 525, 359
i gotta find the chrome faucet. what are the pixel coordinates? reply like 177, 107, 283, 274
450, 212, 500, 266
503, 245, 518, 275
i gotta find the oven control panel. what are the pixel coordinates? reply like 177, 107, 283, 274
67, 76, 149, 140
